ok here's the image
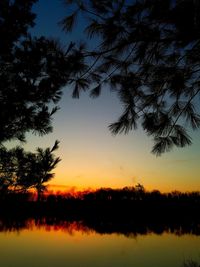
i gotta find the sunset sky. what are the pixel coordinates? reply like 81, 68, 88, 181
15, 0, 200, 193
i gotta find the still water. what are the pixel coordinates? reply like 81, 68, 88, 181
0, 220, 199, 267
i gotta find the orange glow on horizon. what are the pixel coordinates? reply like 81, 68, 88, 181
46, 183, 200, 195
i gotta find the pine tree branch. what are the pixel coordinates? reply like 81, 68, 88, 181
166, 88, 200, 138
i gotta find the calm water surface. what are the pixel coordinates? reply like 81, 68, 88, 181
0, 221, 199, 267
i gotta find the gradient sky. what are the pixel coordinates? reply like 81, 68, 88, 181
14, 0, 200, 192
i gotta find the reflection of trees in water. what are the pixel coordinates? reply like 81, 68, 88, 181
0, 218, 93, 235
0, 187, 200, 237
35, 219, 93, 236
0, 217, 199, 238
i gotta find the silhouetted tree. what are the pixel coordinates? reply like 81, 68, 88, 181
0, 1, 88, 194
62, 0, 200, 155
135, 183, 145, 200
0, 147, 16, 194
0, 0, 86, 144
0, 141, 60, 200
26, 140, 61, 201
0, 146, 33, 194
0, 0, 36, 57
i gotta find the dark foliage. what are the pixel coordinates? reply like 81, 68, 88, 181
0, 0, 86, 144
1, 185, 200, 217
0, 186, 200, 240
0, 141, 60, 200
62, 0, 200, 155
0, 1, 89, 195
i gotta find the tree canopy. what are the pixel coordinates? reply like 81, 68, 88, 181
0, 140, 60, 199
62, 0, 200, 155
0, 0, 73, 195
0, 0, 86, 144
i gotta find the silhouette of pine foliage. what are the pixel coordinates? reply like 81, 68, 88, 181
0, 0, 87, 144
21, 141, 61, 201
62, 0, 200, 155
0, 141, 61, 198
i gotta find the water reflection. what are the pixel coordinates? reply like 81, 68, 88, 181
0, 217, 200, 267
0, 217, 200, 237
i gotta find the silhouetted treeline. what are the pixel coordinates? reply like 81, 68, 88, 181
0, 186, 200, 225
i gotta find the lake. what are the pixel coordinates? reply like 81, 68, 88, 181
0, 219, 199, 267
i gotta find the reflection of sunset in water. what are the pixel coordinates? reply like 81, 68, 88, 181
0, 218, 200, 237
0, 218, 200, 267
